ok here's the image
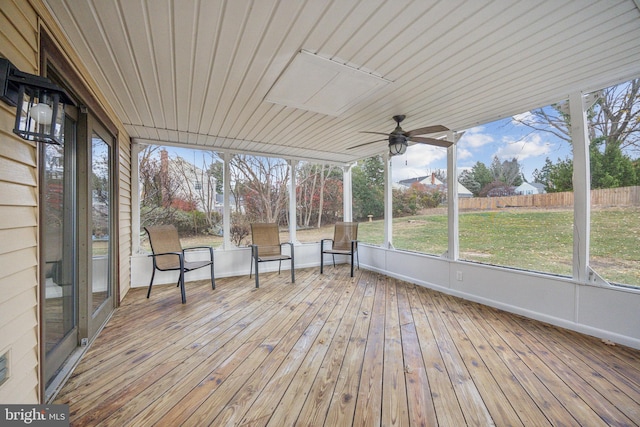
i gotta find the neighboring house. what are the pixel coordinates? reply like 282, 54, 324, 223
160, 149, 218, 213
515, 182, 546, 195
397, 173, 473, 198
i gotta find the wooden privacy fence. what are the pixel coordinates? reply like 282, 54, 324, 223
458, 186, 640, 210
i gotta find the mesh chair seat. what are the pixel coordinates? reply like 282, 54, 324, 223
250, 223, 295, 288
145, 225, 215, 303
321, 222, 359, 277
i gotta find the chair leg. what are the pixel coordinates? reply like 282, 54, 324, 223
320, 247, 324, 274
350, 241, 356, 277
291, 251, 295, 283
210, 261, 215, 290
254, 252, 260, 288
147, 267, 156, 298
179, 269, 186, 304
350, 251, 354, 277
249, 247, 254, 278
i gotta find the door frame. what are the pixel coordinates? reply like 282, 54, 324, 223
40, 104, 79, 389
77, 114, 118, 339
39, 29, 120, 401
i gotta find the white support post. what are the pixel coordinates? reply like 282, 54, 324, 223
342, 164, 353, 222
223, 152, 232, 249
569, 91, 591, 283
384, 152, 393, 249
131, 142, 143, 254
288, 159, 298, 243
447, 131, 459, 260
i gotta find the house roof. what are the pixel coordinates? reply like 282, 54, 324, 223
397, 174, 473, 196
515, 182, 538, 190
43, 0, 640, 165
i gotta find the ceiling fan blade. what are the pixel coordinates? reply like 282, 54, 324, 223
409, 136, 453, 148
347, 139, 388, 150
360, 131, 392, 136
405, 125, 449, 137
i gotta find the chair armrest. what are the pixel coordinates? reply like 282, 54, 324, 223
249, 244, 258, 259
183, 246, 214, 260
147, 251, 183, 258
280, 241, 294, 256
320, 238, 334, 250
183, 246, 213, 251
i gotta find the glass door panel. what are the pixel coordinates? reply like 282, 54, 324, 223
90, 132, 112, 314
43, 112, 77, 387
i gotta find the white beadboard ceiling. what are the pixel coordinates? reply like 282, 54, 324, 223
44, 0, 640, 164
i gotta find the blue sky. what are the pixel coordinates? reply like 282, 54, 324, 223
160, 112, 574, 184
391, 114, 572, 183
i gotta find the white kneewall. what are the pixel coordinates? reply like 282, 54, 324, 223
360, 244, 640, 350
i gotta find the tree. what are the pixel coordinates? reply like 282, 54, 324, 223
543, 157, 574, 192
513, 79, 640, 189
171, 153, 221, 233
459, 158, 523, 197
139, 146, 181, 228
296, 162, 343, 228
208, 160, 223, 194
459, 169, 481, 197
229, 154, 290, 225
352, 156, 384, 221
459, 161, 493, 197
535, 138, 639, 192
590, 138, 638, 188
490, 156, 523, 187
532, 158, 550, 187
513, 79, 640, 152
479, 181, 516, 197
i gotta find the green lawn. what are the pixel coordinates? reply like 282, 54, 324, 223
360, 207, 639, 287
142, 207, 639, 288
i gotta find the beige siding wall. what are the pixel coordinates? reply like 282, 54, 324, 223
0, 0, 41, 403
118, 134, 132, 299
0, 0, 132, 402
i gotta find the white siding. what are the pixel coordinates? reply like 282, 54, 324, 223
0, 0, 40, 404
0, 0, 133, 402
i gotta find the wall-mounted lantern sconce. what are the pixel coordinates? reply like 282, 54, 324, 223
1, 58, 74, 145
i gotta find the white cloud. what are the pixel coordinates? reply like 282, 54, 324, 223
511, 111, 535, 126
391, 143, 447, 181
495, 133, 552, 161
458, 126, 494, 149
457, 147, 473, 160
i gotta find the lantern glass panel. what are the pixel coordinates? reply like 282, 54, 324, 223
13, 85, 64, 145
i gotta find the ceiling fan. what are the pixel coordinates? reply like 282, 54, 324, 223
349, 115, 452, 156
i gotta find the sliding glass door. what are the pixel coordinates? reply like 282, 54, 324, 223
87, 121, 116, 333
42, 110, 117, 391
42, 107, 78, 387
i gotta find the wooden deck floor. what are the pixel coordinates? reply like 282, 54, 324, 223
55, 267, 640, 426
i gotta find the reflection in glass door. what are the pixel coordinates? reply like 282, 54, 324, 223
85, 118, 116, 338
91, 134, 111, 313
42, 113, 77, 387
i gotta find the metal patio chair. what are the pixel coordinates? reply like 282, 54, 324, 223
249, 223, 295, 288
320, 221, 359, 277
144, 225, 215, 303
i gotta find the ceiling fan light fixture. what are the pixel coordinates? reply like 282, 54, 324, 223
389, 140, 407, 156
